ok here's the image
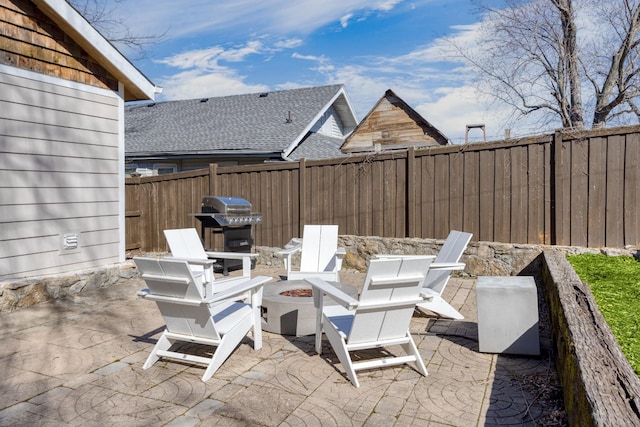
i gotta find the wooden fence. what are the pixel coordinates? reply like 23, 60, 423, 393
125, 125, 640, 252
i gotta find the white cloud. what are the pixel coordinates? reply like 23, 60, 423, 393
414, 86, 502, 143
291, 52, 323, 62
374, 0, 402, 12
112, 0, 403, 38
340, 13, 353, 28
157, 69, 269, 100
274, 38, 303, 49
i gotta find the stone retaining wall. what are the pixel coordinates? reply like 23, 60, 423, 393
256, 234, 638, 276
0, 262, 137, 313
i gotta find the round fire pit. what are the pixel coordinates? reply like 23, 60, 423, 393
261, 280, 358, 336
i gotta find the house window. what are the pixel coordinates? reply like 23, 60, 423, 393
154, 164, 177, 175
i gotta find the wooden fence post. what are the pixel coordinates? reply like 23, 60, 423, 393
552, 130, 565, 245
299, 158, 306, 236
208, 163, 218, 195
407, 146, 416, 237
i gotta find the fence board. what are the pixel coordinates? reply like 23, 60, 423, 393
624, 133, 640, 245
434, 153, 450, 238
344, 161, 357, 235
478, 148, 495, 242
570, 139, 589, 246
494, 148, 511, 242
510, 146, 528, 243
528, 143, 546, 244
556, 136, 571, 245
419, 153, 436, 238
393, 158, 407, 237
124, 126, 640, 252
605, 135, 625, 247
463, 150, 480, 238
543, 142, 552, 245
588, 137, 607, 247
449, 152, 464, 233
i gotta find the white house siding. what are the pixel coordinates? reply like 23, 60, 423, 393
312, 106, 346, 138
0, 68, 122, 280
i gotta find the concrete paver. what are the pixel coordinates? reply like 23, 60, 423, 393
0, 264, 566, 426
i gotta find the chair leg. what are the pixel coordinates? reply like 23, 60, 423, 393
252, 309, 263, 350
143, 330, 171, 370
416, 295, 464, 320
401, 332, 428, 377
323, 318, 359, 388
202, 322, 252, 381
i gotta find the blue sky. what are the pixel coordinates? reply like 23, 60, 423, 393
102, 0, 520, 143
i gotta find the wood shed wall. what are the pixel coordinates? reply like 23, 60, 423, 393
0, 0, 118, 91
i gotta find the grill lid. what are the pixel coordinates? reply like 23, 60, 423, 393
202, 196, 251, 214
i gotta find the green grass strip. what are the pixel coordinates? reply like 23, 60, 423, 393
567, 253, 640, 376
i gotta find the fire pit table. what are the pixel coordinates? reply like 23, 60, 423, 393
261, 280, 358, 336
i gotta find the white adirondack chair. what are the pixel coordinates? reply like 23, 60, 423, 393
376, 230, 472, 319
306, 256, 435, 388
134, 256, 271, 381
279, 225, 346, 281
164, 228, 257, 295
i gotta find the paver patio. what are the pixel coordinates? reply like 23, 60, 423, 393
0, 263, 565, 426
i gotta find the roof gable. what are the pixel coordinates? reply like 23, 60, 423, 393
341, 89, 449, 153
126, 85, 358, 160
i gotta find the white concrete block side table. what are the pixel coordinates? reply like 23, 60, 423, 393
476, 276, 540, 355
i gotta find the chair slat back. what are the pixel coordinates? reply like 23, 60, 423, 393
164, 228, 208, 260
347, 256, 434, 345
300, 225, 339, 272
426, 230, 472, 295
135, 257, 220, 340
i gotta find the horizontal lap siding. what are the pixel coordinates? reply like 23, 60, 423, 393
0, 70, 120, 279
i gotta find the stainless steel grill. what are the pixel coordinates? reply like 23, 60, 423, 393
195, 196, 263, 227
190, 196, 262, 275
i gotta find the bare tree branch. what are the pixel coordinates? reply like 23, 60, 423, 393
69, 0, 165, 59
460, 0, 640, 131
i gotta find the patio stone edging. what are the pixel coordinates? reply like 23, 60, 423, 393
541, 250, 640, 427
0, 261, 138, 314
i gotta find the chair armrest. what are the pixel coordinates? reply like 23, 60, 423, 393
204, 251, 258, 260
334, 247, 346, 272
278, 246, 302, 274
278, 246, 302, 256
205, 275, 272, 303
430, 262, 465, 271
305, 277, 359, 310
419, 288, 438, 300
137, 289, 202, 306
374, 254, 431, 259
166, 257, 216, 267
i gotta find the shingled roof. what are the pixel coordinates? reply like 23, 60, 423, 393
125, 84, 357, 162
